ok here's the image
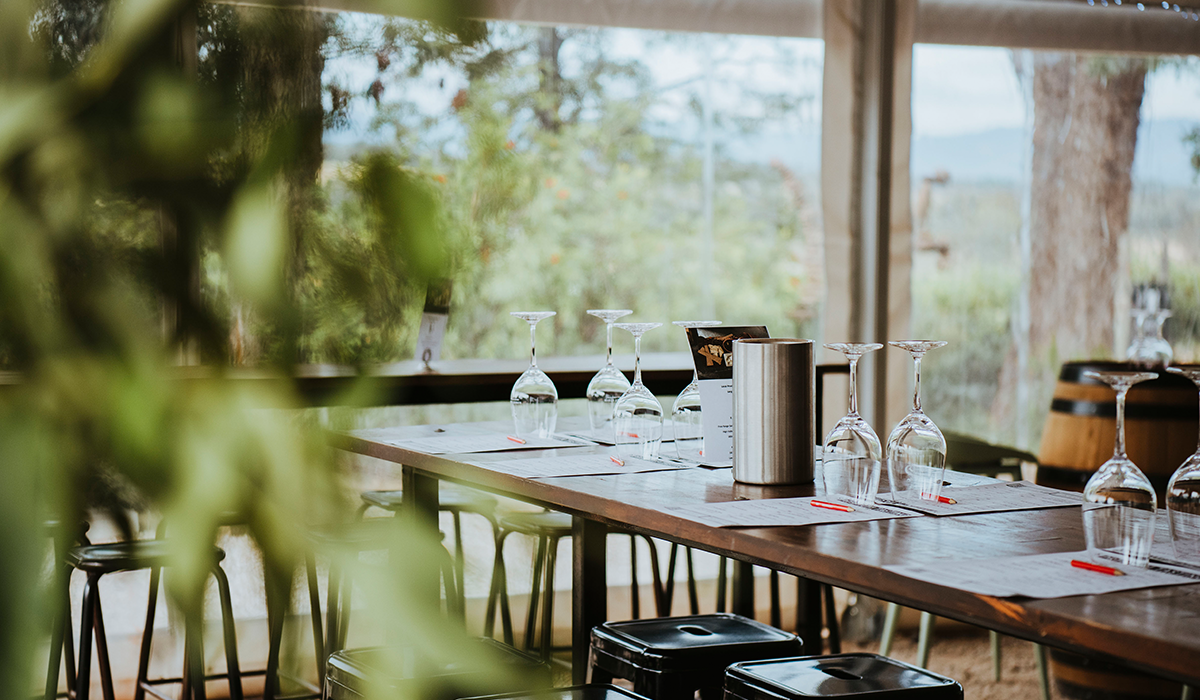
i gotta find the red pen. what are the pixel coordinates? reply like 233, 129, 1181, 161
811, 500, 855, 513
506, 435, 526, 444
1070, 559, 1125, 576
610, 456, 625, 467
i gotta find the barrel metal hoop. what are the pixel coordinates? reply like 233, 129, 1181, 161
1049, 398, 1197, 421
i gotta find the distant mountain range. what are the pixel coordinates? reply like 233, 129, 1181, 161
727, 119, 1199, 186
326, 119, 1199, 187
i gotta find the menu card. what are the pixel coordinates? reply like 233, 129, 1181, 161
881, 480, 1081, 517
886, 549, 1200, 598
663, 495, 919, 528
685, 325, 769, 467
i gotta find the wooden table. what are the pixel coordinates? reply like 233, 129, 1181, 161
334, 423, 1200, 687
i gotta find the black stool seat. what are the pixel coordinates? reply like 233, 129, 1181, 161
589, 613, 804, 700
459, 683, 652, 700
362, 485, 498, 514
306, 517, 413, 549
66, 540, 224, 573
324, 638, 552, 700
725, 654, 962, 699
498, 511, 572, 535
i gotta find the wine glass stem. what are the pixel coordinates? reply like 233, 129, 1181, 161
606, 322, 614, 366
1114, 385, 1129, 460
1194, 387, 1200, 453
633, 335, 643, 386
529, 321, 538, 368
847, 356, 860, 417
911, 354, 923, 413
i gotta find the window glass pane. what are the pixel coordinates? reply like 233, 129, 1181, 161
910, 45, 1200, 451
320, 18, 824, 363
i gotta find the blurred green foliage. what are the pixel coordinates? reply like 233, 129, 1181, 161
1, 0, 490, 696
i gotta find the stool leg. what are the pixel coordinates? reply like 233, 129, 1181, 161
641, 535, 666, 617
335, 564, 352, 655
75, 573, 99, 700
525, 535, 548, 653
263, 565, 286, 700
304, 554, 326, 683
133, 566, 161, 700
182, 610, 208, 700
768, 571, 781, 628
1034, 644, 1051, 700
325, 561, 342, 663
539, 535, 561, 662
916, 612, 935, 668
990, 630, 1002, 681
879, 603, 900, 656
484, 530, 512, 640
823, 584, 841, 654
452, 512, 467, 617
92, 597, 116, 700
212, 565, 243, 700
685, 548, 699, 615
629, 535, 640, 619
715, 557, 727, 613
44, 554, 71, 700
660, 543, 678, 615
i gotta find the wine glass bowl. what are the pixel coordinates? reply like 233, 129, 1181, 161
671, 320, 722, 461
822, 342, 884, 504
585, 309, 633, 432
510, 311, 558, 439
886, 340, 949, 502
614, 322, 664, 459
1081, 370, 1159, 568
1166, 366, 1200, 566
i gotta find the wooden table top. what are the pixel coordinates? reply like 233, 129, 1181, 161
334, 421, 1200, 686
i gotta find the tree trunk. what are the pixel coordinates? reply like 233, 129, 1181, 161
992, 53, 1146, 442
535, 27, 563, 132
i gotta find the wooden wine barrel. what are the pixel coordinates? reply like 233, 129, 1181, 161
1036, 360, 1199, 496
1049, 650, 1183, 700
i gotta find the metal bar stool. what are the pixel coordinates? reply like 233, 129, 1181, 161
44, 520, 89, 700
66, 540, 242, 700
357, 484, 500, 618
483, 511, 687, 662
265, 518, 460, 700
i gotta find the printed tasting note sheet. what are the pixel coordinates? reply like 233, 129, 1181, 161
663, 496, 920, 528
378, 433, 582, 454
467, 454, 690, 479
883, 481, 1081, 517
887, 550, 1200, 598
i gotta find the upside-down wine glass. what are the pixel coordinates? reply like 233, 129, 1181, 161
613, 322, 664, 459
1166, 366, 1200, 567
1082, 370, 1159, 568
585, 309, 633, 433
509, 311, 558, 439
671, 320, 722, 461
886, 341, 950, 502
822, 343, 884, 505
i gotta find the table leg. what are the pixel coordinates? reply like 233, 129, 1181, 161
731, 560, 755, 618
572, 517, 607, 684
795, 578, 823, 654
